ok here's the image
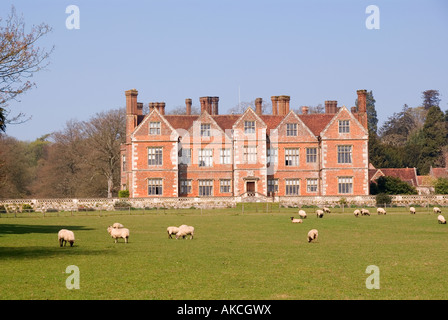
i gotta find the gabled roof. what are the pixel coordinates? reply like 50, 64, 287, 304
430, 167, 448, 179
371, 168, 418, 187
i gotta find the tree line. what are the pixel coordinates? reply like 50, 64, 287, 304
0, 108, 125, 199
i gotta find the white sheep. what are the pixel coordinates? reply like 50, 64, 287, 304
438, 215, 446, 224
298, 210, 307, 219
107, 226, 130, 243
361, 208, 370, 216
377, 207, 386, 215
433, 207, 442, 214
354, 209, 360, 217
410, 207, 416, 214
176, 225, 194, 240
307, 229, 318, 243
112, 222, 124, 229
167, 226, 180, 239
290, 217, 303, 223
323, 207, 331, 214
316, 209, 324, 218
58, 229, 75, 247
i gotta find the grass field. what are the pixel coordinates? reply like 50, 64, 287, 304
1, 205, 448, 300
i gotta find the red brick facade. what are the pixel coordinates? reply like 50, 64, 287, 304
121, 89, 369, 198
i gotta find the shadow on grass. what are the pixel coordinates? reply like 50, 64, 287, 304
0, 245, 110, 260
0, 224, 93, 236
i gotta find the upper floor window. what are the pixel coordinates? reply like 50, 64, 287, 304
149, 121, 161, 135
244, 121, 255, 134
338, 120, 350, 133
220, 148, 231, 164
198, 149, 213, 167
337, 145, 352, 164
285, 148, 300, 166
286, 123, 297, 136
306, 148, 317, 163
267, 148, 278, 166
179, 148, 191, 165
201, 123, 211, 137
243, 146, 257, 164
148, 147, 163, 166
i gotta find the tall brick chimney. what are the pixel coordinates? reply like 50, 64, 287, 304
255, 98, 263, 115
185, 98, 192, 115
356, 89, 368, 129
278, 95, 290, 115
158, 102, 166, 115
271, 96, 279, 115
301, 106, 309, 115
325, 100, 338, 114
125, 89, 138, 144
211, 97, 219, 115
200, 96, 219, 115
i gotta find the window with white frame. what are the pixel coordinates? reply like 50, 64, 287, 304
267, 148, 278, 166
286, 123, 297, 136
337, 145, 352, 164
307, 178, 318, 193
338, 176, 353, 194
285, 148, 300, 166
285, 179, 300, 195
244, 121, 255, 134
198, 149, 213, 167
267, 179, 278, 194
148, 178, 163, 195
306, 148, 317, 163
149, 121, 161, 135
122, 154, 126, 171
180, 180, 192, 194
338, 120, 350, 133
201, 123, 211, 137
178, 148, 191, 165
148, 147, 163, 166
199, 180, 213, 196
220, 148, 231, 164
243, 146, 257, 164
220, 179, 231, 193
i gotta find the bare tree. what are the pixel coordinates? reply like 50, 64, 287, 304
0, 6, 53, 132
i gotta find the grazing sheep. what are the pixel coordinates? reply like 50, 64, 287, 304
377, 208, 386, 215
107, 226, 130, 243
438, 215, 446, 224
290, 217, 303, 223
167, 226, 180, 239
112, 222, 124, 229
58, 229, 75, 247
316, 209, 324, 218
410, 207, 416, 214
434, 207, 442, 214
354, 209, 360, 217
323, 207, 331, 214
176, 225, 195, 240
361, 208, 370, 216
307, 229, 318, 243
298, 210, 307, 219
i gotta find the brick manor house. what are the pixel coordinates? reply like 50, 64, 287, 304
120, 89, 369, 198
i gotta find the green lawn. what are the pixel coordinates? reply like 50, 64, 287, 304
1, 206, 447, 300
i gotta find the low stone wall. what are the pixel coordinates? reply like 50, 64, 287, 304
2, 195, 448, 213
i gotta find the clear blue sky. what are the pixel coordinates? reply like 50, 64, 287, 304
2, 0, 447, 141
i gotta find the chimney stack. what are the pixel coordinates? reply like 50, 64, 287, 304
255, 98, 263, 115
185, 98, 192, 115
278, 95, 290, 115
325, 100, 338, 114
211, 96, 219, 115
159, 102, 166, 115
301, 106, 309, 115
271, 96, 279, 115
199, 96, 219, 115
357, 89, 367, 113
125, 89, 138, 115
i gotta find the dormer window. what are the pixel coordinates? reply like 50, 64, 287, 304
244, 121, 255, 134
338, 120, 350, 133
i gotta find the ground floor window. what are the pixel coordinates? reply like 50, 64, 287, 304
267, 179, 278, 194
220, 179, 231, 193
199, 180, 213, 196
285, 179, 300, 195
148, 178, 163, 195
338, 176, 353, 194
180, 179, 192, 195
307, 178, 318, 193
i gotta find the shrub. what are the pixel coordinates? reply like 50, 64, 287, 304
434, 178, 448, 194
376, 193, 392, 207
118, 190, 130, 198
22, 204, 34, 212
